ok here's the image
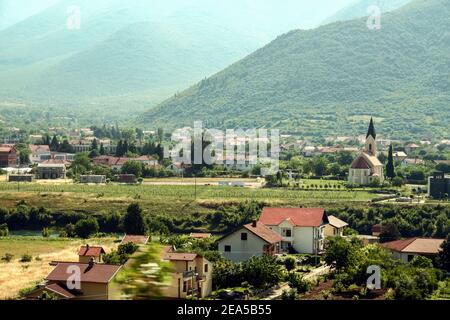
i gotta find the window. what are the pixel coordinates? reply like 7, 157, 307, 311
204, 264, 209, 273
241, 233, 248, 241
282, 228, 292, 237
183, 281, 187, 293
408, 255, 414, 262
224, 245, 231, 252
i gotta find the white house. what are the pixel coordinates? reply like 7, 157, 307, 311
29, 145, 51, 164
381, 238, 444, 263
259, 207, 328, 254
217, 221, 282, 262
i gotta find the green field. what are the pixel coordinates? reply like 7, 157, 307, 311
0, 182, 377, 215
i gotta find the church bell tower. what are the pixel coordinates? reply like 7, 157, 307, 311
365, 117, 377, 156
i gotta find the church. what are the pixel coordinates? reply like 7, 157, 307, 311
348, 118, 384, 185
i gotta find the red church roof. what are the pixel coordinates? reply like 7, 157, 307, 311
259, 208, 326, 227
351, 157, 371, 169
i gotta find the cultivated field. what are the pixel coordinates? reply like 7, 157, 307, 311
0, 182, 377, 215
0, 237, 118, 299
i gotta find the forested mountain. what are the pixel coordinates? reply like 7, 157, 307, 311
142, 0, 450, 140
323, 0, 411, 24
0, 0, 352, 117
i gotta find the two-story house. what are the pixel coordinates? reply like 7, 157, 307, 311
26, 260, 122, 300
0, 145, 19, 168
259, 207, 329, 254
217, 221, 282, 262
161, 246, 213, 299
324, 215, 348, 237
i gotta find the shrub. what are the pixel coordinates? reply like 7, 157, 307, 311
281, 289, 298, 300
42, 227, 50, 238
0, 223, 9, 237
74, 218, 99, 239
284, 257, 297, 272
286, 273, 311, 294
20, 254, 32, 263
1, 253, 14, 263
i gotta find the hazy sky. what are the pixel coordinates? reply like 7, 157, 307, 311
0, 0, 356, 31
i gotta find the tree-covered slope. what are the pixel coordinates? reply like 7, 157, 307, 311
142, 0, 450, 140
0, 0, 352, 109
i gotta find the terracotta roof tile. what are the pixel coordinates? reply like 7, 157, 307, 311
190, 233, 212, 239
163, 252, 198, 261
121, 235, 149, 245
243, 221, 282, 244
46, 262, 121, 284
45, 283, 76, 299
259, 208, 326, 227
351, 157, 371, 169
78, 246, 105, 257
381, 238, 444, 254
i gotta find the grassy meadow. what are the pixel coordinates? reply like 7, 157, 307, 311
0, 236, 118, 299
0, 181, 377, 216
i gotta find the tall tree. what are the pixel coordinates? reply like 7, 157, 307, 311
116, 140, 123, 157
122, 203, 146, 235
50, 135, 59, 151
91, 138, 98, 151
437, 234, 450, 272
99, 143, 106, 155
379, 223, 401, 243
386, 144, 395, 180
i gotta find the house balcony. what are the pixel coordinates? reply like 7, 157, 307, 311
196, 275, 206, 282
182, 270, 198, 279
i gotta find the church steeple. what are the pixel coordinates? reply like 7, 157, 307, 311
365, 117, 377, 156
366, 117, 376, 139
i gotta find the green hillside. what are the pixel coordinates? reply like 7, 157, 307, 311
142, 0, 450, 140
0, 0, 352, 123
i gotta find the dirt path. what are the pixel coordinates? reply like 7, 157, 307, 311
263, 265, 331, 300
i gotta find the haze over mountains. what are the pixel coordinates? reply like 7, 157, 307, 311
0, 0, 353, 112
323, 0, 412, 24
143, 0, 450, 140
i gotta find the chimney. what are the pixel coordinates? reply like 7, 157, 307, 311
252, 220, 257, 228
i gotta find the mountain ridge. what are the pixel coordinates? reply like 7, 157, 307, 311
141, 0, 450, 140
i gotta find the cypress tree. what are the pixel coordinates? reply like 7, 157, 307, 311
386, 144, 395, 180
99, 143, 106, 155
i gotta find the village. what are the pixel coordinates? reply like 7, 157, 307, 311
0, 119, 448, 300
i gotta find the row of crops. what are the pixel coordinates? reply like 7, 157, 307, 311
0, 182, 375, 202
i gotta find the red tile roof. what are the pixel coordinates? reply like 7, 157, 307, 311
0, 147, 14, 153
190, 233, 212, 239
351, 156, 371, 169
44, 283, 76, 299
29, 145, 50, 153
121, 235, 149, 245
259, 207, 326, 227
41, 159, 70, 166
163, 252, 198, 261
46, 262, 121, 284
78, 246, 105, 257
381, 238, 444, 254
243, 221, 282, 244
